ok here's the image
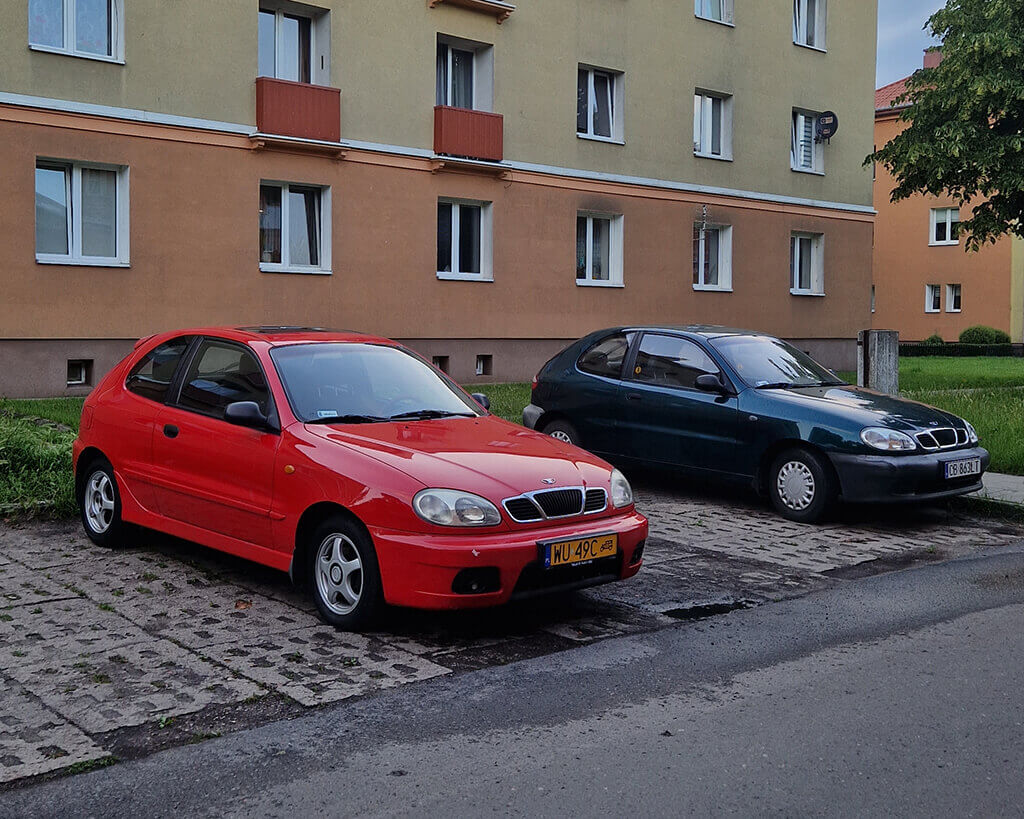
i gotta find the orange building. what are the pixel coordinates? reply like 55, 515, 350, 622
872, 51, 1024, 343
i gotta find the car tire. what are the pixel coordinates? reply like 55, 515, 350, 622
307, 515, 384, 631
543, 419, 580, 447
768, 448, 834, 523
78, 458, 131, 548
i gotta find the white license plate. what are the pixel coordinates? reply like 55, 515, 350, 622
945, 458, 981, 479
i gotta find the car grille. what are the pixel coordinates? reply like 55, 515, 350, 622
915, 427, 969, 451
502, 487, 607, 523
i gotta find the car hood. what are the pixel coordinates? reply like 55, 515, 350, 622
760, 384, 965, 432
302, 415, 614, 499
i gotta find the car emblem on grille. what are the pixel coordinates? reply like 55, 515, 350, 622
541, 478, 556, 485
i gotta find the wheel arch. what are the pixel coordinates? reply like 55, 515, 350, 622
756, 439, 841, 498
75, 447, 110, 499
290, 501, 371, 586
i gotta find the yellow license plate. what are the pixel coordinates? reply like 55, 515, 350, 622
544, 533, 618, 568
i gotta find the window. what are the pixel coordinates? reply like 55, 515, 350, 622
946, 284, 962, 313
930, 208, 961, 246
432, 355, 450, 374
35, 160, 129, 266
695, 0, 733, 24
126, 337, 192, 403
693, 224, 732, 291
475, 355, 492, 377
693, 92, 732, 159
793, 0, 826, 49
790, 232, 824, 295
435, 37, 494, 112
28, 0, 123, 61
576, 213, 624, 286
632, 334, 720, 390
259, 182, 331, 274
577, 66, 623, 142
258, 4, 329, 85
791, 110, 824, 173
925, 284, 941, 313
66, 359, 92, 387
577, 333, 633, 379
437, 199, 493, 281
177, 340, 272, 420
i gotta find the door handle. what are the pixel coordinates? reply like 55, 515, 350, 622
626, 393, 642, 401
163, 424, 179, 439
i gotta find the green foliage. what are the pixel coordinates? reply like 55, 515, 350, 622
959, 325, 1012, 344
868, 0, 1024, 250
922, 334, 945, 345
899, 356, 1024, 390
0, 413, 76, 516
464, 383, 532, 424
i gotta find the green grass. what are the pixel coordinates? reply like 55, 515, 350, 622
898, 357, 1024, 392
0, 412, 76, 517
0, 398, 84, 430
465, 383, 531, 424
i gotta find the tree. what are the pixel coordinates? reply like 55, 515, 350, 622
869, 0, 1024, 251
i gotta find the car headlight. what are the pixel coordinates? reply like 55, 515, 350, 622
860, 427, 917, 451
964, 420, 979, 444
413, 489, 502, 527
610, 469, 633, 508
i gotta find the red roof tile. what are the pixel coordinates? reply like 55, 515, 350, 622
875, 77, 911, 114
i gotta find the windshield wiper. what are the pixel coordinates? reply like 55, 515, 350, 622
304, 414, 387, 424
386, 409, 478, 421
755, 382, 801, 390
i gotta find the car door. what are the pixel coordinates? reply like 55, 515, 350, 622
148, 337, 279, 549
562, 331, 635, 455
620, 333, 742, 474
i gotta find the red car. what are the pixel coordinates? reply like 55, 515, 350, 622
74, 327, 647, 629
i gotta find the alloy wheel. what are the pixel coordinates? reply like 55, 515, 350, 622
315, 533, 364, 616
84, 471, 116, 534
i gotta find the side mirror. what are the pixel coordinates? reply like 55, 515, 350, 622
695, 374, 729, 394
225, 401, 271, 430
470, 392, 491, 411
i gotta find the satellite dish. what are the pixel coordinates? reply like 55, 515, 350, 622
816, 111, 839, 143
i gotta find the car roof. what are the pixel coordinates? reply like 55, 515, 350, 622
141, 326, 399, 348
597, 325, 771, 340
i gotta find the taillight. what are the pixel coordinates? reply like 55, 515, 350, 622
531, 374, 538, 391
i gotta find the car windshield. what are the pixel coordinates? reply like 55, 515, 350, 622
270, 343, 483, 423
711, 335, 846, 389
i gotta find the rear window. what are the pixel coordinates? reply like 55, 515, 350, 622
577, 333, 633, 379
125, 337, 191, 403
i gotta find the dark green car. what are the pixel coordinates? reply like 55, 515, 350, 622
523, 326, 989, 522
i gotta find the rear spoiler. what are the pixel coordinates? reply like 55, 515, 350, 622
133, 334, 155, 350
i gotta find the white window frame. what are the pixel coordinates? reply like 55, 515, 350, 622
945, 284, 962, 313
791, 109, 825, 174
790, 232, 825, 296
577, 65, 625, 144
793, 0, 827, 51
694, 0, 734, 25
258, 181, 332, 275
437, 198, 494, 282
871, 285, 876, 313
693, 224, 733, 292
929, 207, 961, 246
436, 36, 494, 112
28, 0, 125, 63
925, 284, 942, 313
258, 3, 331, 86
693, 91, 733, 160
35, 159, 130, 267
576, 212, 625, 288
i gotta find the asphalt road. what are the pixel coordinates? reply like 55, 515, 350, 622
4, 543, 1024, 818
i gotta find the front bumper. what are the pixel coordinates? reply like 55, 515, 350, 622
369, 510, 648, 610
522, 403, 543, 430
830, 446, 990, 504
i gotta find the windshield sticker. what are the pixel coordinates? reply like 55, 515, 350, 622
316, 410, 339, 419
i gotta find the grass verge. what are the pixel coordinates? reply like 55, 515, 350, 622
0, 411, 77, 517
465, 383, 531, 424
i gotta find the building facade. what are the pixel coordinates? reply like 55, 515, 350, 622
2, 0, 877, 397
872, 52, 1024, 343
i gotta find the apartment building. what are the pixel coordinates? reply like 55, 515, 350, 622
873, 51, 1024, 342
1, 0, 877, 397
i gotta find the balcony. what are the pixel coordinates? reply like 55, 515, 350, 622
434, 106, 504, 163
255, 77, 341, 143
427, 0, 515, 24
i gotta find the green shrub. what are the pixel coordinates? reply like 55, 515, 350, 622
0, 413, 76, 517
922, 334, 944, 346
959, 325, 1011, 345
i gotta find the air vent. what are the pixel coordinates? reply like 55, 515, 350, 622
583, 488, 607, 513
504, 497, 543, 522
533, 489, 584, 518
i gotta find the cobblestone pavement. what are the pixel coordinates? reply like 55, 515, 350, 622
1, 479, 1021, 786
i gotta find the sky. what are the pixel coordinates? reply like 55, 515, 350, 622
876, 0, 945, 88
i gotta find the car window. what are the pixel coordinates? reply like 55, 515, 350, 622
632, 334, 719, 390
176, 340, 271, 419
578, 333, 632, 379
125, 337, 192, 403
711, 335, 843, 388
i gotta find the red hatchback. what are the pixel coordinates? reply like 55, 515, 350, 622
73, 327, 647, 629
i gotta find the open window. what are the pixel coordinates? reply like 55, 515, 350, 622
436, 35, 494, 112
258, 2, 330, 85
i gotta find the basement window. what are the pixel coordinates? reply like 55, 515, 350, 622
475, 355, 492, 377
66, 359, 92, 387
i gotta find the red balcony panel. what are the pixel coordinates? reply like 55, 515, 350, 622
255, 77, 341, 143
433, 106, 504, 163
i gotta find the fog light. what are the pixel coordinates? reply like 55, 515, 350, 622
630, 540, 646, 565
452, 567, 501, 595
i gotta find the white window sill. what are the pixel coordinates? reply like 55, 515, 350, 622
36, 256, 130, 268
790, 289, 825, 297
925, 309, 941, 314
577, 134, 625, 146
945, 309, 962, 314
929, 241, 960, 247
436, 272, 494, 282
260, 263, 332, 276
791, 166, 826, 176
693, 285, 733, 292
576, 279, 624, 288
695, 14, 735, 27
29, 44, 124, 64
793, 41, 827, 54
694, 151, 733, 162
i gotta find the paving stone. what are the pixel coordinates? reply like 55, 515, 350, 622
0, 523, 107, 570
0, 562, 76, 608
0, 680, 106, 784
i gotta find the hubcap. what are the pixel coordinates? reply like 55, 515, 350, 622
315, 533, 363, 616
549, 430, 573, 444
777, 461, 816, 511
84, 471, 115, 533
